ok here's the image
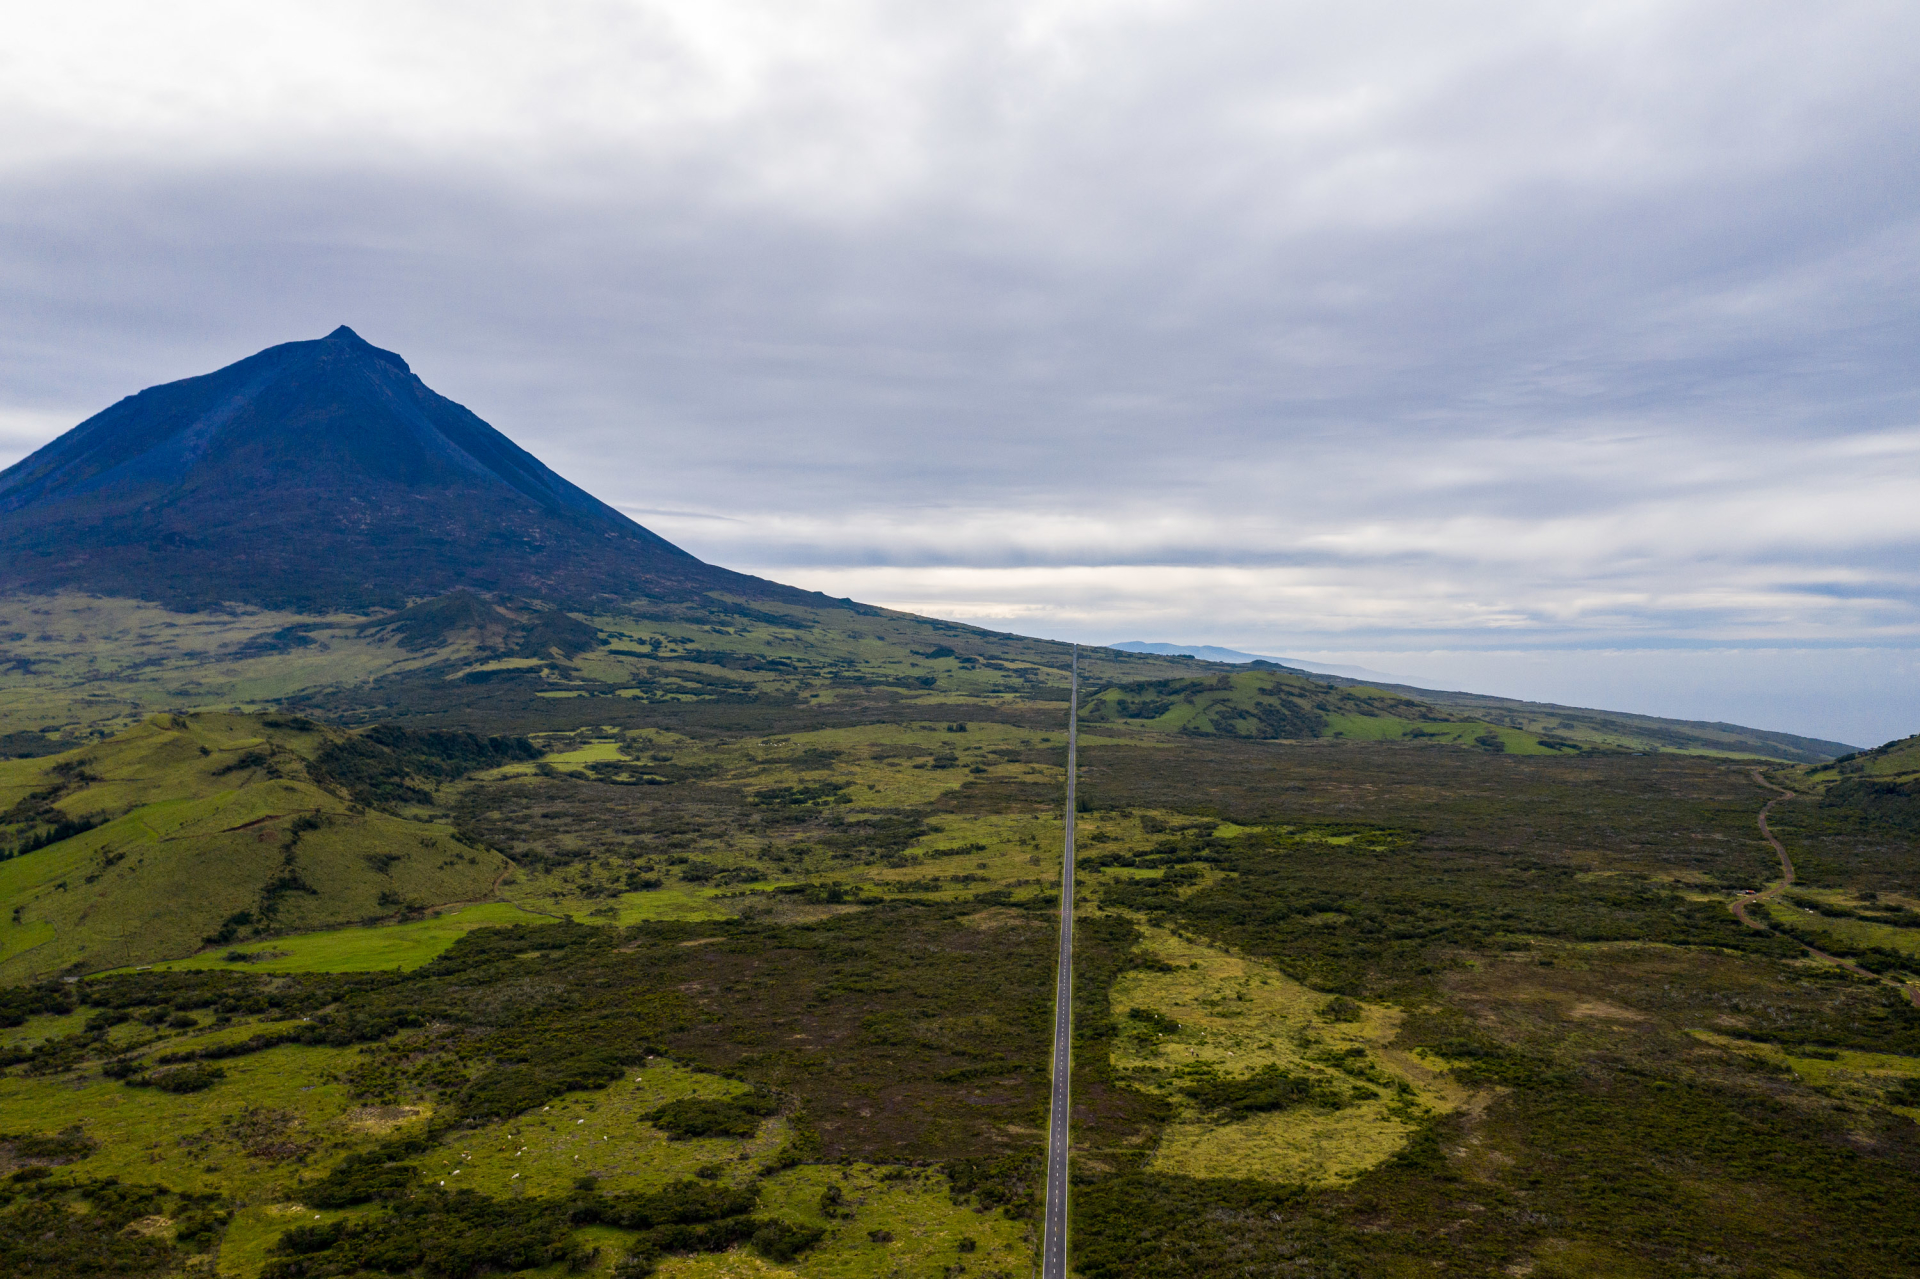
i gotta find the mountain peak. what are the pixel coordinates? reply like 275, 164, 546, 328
320, 324, 410, 372
0, 331, 777, 611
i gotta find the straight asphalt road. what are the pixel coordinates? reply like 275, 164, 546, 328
1040, 645, 1078, 1279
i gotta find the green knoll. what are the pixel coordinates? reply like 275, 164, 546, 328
0, 713, 513, 980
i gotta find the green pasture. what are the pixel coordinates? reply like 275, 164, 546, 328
437, 1061, 783, 1199
1103, 920, 1465, 1186
1690, 1029, 1920, 1104
1075, 667, 1571, 752
0, 588, 1115, 746
132, 901, 550, 974
0, 1038, 367, 1201
1762, 898, 1920, 960
743, 1163, 1031, 1278
607, 884, 739, 923
1321, 714, 1560, 753
475, 718, 1128, 813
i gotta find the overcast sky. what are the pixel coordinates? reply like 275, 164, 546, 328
2, 2, 1917, 745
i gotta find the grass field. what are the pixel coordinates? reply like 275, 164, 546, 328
1688, 1028, 1920, 1110
421, 1062, 788, 1198
0, 1035, 366, 1200
1104, 920, 1470, 1185
1320, 712, 1560, 753
1762, 897, 1920, 960
1799, 730, 1920, 785
726, 1164, 1030, 1278
132, 902, 550, 974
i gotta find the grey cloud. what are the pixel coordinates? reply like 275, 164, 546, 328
0, 2, 1916, 737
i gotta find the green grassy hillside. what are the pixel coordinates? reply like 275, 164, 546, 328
1319, 675, 1857, 761
0, 713, 512, 980
1078, 669, 1574, 753
1802, 731, 1920, 786
3, 591, 1848, 765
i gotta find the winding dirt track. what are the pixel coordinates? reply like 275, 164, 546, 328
1728, 770, 1798, 932
1730, 769, 1920, 1007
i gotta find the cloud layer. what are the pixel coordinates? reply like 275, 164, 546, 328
1, 1, 1916, 741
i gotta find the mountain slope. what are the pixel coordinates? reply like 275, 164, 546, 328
0, 327, 774, 611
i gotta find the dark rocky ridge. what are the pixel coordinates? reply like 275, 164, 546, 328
0, 327, 787, 611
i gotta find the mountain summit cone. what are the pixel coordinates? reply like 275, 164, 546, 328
0, 326, 766, 611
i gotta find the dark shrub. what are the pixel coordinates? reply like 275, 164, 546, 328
1179, 1064, 1347, 1114
750, 1219, 825, 1263
299, 1140, 427, 1208
645, 1090, 777, 1139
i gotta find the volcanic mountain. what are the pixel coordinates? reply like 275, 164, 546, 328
0, 327, 772, 611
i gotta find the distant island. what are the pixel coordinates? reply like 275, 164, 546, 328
1104, 640, 1400, 681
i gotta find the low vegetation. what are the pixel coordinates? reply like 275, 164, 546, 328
1, 587, 1912, 1276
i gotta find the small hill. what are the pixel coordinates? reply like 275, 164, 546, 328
1792, 731, 1920, 818
0, 713, 523, 979
0, 327, 783, 612
1816, 732, 1920, 783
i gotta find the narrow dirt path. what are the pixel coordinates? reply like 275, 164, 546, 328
1728, 769, 1796, 931
1730, 769, 1920, 1007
